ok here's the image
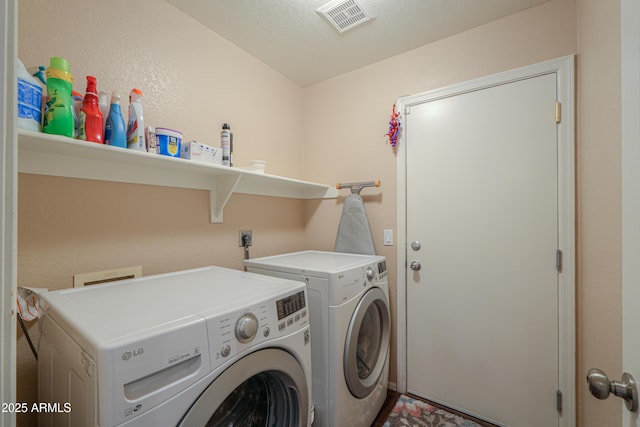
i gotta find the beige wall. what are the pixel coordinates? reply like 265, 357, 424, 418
18, 0, 305, 177
304, 0, 623, 424
17, 1, 311, 426
303, 0, 577, 405
576, 0, 622, 425
16, 0, 625, 425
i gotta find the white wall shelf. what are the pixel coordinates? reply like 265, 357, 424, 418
18, 129, 338, 223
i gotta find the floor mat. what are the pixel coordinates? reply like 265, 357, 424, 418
383, 394, 482, 427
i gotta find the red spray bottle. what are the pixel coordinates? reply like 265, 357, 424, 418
78, 76, 104, 143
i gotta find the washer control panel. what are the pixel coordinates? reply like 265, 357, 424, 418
363, 260, 387, 284
331, 258, 388, 305
208, 288, 308, 368
275, 290, 306, 333
376, 260, 387, 280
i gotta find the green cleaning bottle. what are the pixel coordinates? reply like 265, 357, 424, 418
43, 57, 74, 137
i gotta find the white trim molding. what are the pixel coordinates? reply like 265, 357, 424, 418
1, 0, 18, 426
395, 55, 576, 426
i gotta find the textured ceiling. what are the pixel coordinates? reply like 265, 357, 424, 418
167, 0, 551, 87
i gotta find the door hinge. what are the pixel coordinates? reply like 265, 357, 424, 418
555, 102, 561, 123
556, 249, 563, 272
556, 389, 563, 413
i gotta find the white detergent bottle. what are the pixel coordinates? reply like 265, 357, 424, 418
17, 58, 43, 132
126, 88, 146, 151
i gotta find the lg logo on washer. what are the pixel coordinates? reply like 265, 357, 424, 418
121, 348, 144, 361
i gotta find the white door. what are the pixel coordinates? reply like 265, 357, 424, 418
588, 0, 640, 422
621, 0, 640, 423
404, 72, 565, 426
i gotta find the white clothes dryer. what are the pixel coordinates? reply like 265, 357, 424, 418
245, 251, 390, 427
37, 266, 312, 427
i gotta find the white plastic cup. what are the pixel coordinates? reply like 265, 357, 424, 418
249, 160, 266, 173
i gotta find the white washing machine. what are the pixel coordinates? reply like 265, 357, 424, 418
37, 266, 313, 427
245, 251, 390, 427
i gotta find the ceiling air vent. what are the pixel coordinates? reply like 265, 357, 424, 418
317, 0, 373, 33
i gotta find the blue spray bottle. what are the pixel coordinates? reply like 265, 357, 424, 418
104, 92, 127, 148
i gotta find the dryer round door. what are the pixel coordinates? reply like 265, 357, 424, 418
343, 286, 390, 399
179, 348, 309, 427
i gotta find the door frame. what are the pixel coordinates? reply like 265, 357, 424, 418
395, 55, 575, 426
1, 1, 18, 426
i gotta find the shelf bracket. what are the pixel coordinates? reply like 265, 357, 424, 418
209, 174, 242, 223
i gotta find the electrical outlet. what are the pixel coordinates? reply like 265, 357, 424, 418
239, 230, 253, 247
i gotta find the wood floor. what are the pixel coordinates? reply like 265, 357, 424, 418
371, 390, 497, 427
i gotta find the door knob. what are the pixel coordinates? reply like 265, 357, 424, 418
587, 368, 638, 412
410, 261, 421, 271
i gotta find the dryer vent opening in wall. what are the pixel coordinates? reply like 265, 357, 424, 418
73, 266, 142, 287
317, 0, 373, 33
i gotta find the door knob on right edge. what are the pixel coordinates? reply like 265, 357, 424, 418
587, 368, 639, 412
410, 261, 421, 271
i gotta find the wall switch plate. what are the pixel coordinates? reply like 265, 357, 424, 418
73, 266, 142, 288
384, 229, 394, 246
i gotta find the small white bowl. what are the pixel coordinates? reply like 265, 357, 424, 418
249, 160, 266, 173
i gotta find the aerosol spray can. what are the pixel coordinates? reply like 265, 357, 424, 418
221, 123, 231, 166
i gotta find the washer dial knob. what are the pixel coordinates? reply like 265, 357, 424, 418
366, 267, 376, 282
220, 344, 231, 357
235, 313, 258, 343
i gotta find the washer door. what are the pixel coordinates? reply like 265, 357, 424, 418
343, 286, 390, 399
179, 348, 308, 427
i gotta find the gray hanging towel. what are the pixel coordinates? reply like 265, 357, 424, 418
334, 194, 376, 255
